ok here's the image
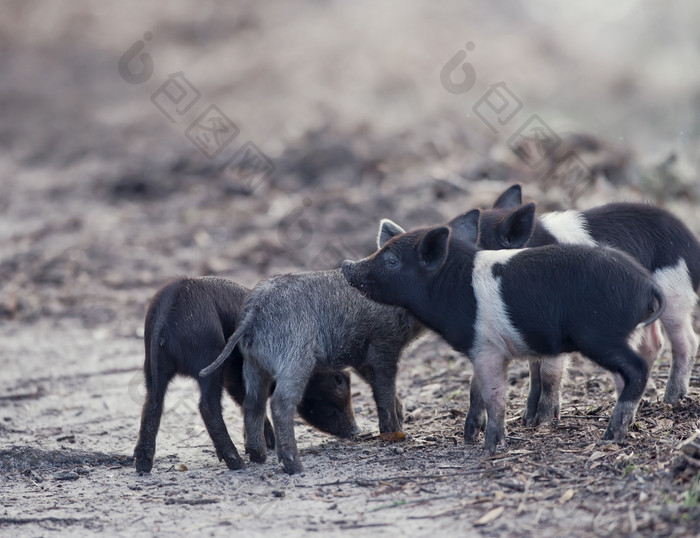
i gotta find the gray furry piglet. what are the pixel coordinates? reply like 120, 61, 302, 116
200, 261, 425, 475
135, 276, 358, 473
342, 213, 664, 454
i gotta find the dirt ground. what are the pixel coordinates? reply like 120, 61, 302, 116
2, 1, 700, 536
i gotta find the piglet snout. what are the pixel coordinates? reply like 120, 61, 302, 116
341, 260, 356, 284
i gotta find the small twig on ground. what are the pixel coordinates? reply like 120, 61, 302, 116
0, 516, 89, 525
559, 415, 609, 420
0, 387, 46, 401
337, 522, 391, 530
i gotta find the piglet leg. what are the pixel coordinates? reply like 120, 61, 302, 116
663, 315, 699, 404
134, 380, 168, 473
363, 351, 403, 434
198, 374, 243, 470
134, 358, 175, 474
600, 346, 649, 442
526, 355, 566, 426
242, 358, 272, 464
471, 349, 508, 454
270, 359, 315, 475
464, 374, 486, 443
223, 355, 276, 450
523, 359, 542, 426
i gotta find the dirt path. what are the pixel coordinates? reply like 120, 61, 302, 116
2, 322, 700, 536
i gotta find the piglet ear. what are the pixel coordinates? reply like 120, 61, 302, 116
417, 226, 450, 271
493, 184, 522, 209
448, 209, 480, 244
498, 202, 536, 248
377, 219, 405, 248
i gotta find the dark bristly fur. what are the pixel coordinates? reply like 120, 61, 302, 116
201, 269, 425, 475
134, 276, 358, 474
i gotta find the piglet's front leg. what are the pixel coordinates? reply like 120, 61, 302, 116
471, 349, 509, 454
361, 352, 403, 435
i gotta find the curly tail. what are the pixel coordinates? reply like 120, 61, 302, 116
642, 287, 666, 327
199, 315, 252, 377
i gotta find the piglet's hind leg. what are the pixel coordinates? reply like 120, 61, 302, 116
134, 365, 173, 473
198, 374, 243, 470
464, 374, 486, 443
242, 359, 272, 464
522, 359, 542, 426
663, 316, 698, 404
599, 346, 649, 442
471, 349, 508, 454
270, 360, 314, 475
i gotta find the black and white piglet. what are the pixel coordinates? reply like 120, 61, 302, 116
200, 268, 425, 475
342, 214, 664, 453
476, 184, 700, 407
134, 276, 358, 473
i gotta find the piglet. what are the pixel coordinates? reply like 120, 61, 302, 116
476, 184, 700, 410
134, 276, 358, 473
342, 213, 664, 453
200, 266, 425, 475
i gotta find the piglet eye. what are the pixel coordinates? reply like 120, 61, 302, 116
385, 253, 399, 267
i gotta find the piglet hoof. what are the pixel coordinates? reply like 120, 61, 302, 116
133, 449, 153, 474
134, 461, 153, 474
483, 427, 506, 455
223, 454, 244, 471
464, 414, 486, 444
481, 445, 498, 457
663, 387, 687, 406
341, 425, 361, 439
282, 457, 303, 475
524, 407, 560, 428
246, 447, 267, 464
521, 412, 535, 427
602, 422, 629, 443
601, 426, 628, 443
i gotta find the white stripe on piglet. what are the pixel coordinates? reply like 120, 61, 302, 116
472, 250, 529, 358
539, 211, 596, 246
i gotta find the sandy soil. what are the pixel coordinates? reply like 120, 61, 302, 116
1, 1, 700, 536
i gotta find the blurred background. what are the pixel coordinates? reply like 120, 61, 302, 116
1, 0, 699, 327
2, 4, 700, 533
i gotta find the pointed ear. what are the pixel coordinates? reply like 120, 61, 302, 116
377, 219, 406, 249
493, 184, 522, 209
497, 202, 536, 248
417, 227, 450, 271
448, 209, 480, 244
